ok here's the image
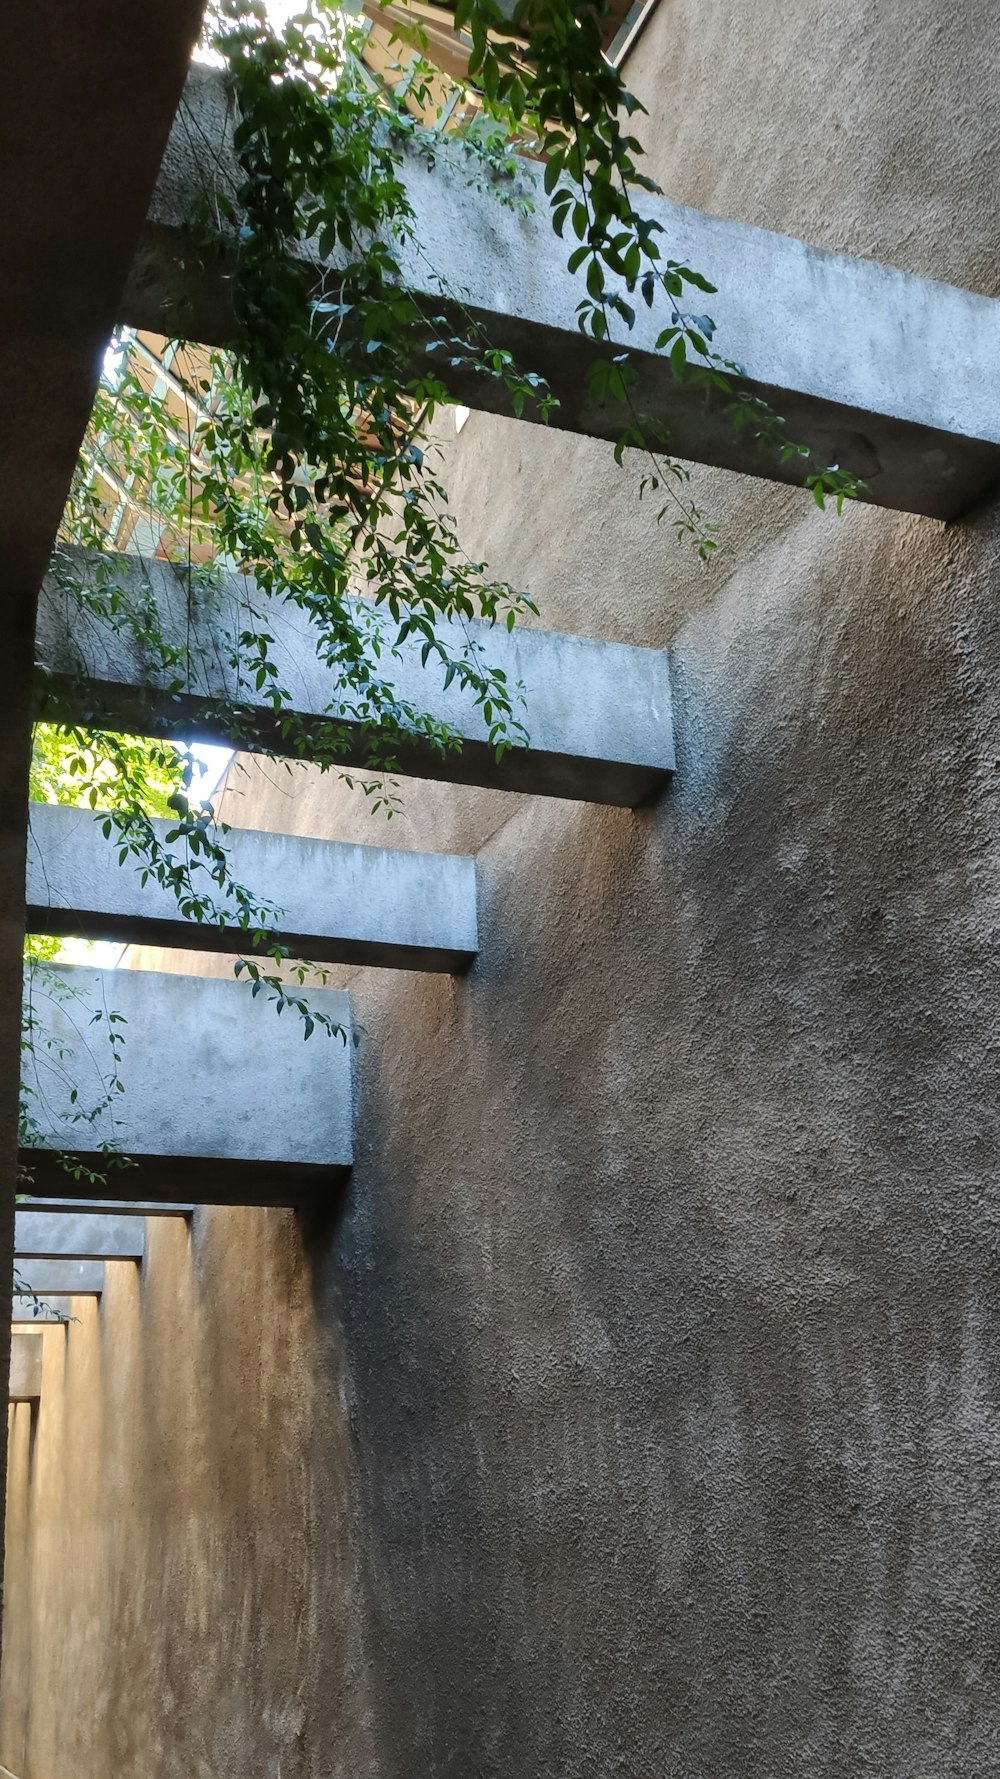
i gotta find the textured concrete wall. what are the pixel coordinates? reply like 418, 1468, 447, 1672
5, 4, 1000, 1776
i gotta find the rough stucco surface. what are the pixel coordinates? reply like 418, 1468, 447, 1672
6, 3, 1000, 1776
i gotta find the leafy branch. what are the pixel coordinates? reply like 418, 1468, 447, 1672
450, 0, 862, 546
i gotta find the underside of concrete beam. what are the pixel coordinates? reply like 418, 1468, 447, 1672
122, 65, 1000, 520
18, 1198, 193, 1218
27, 802, 478, 970
21, 1160, 348, 1212
8, 1333, 42, 1403
13, 1262, 103, 1298
20, 965, 353, 1207
14, 1212, 144, 1262
36, 551, 673, 806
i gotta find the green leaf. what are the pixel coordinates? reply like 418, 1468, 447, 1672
586, 258, 605, 301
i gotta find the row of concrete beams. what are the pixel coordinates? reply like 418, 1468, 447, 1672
123, 65, 1000, 521
9, 1207, 190, 1326
11, 1210, 145, 1322
27, 801, 479, 972
21, 965, 352, 1207
37, 549, 675, 807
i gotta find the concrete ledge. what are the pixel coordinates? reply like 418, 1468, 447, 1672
15, 1211, 145, 1261
122, 65, 1000, 519
20, 964, 353, 1205
11, 1300, 70, 1325
9, 1333, 42, 1403
36, 551, 674, 806
13, 1261, 104, 1297
19, 1197, 194, 1217
27, 801, 479, 970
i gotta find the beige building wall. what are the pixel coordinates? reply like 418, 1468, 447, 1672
5, 4, 1000, 1774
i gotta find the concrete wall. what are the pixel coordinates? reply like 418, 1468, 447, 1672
5, 3, 1000, 1775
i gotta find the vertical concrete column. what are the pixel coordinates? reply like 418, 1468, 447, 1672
0, 604, 33, 1635
0, 0, 206, 1647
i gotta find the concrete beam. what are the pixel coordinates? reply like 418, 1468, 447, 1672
36, 551, 673, 806
8, 1334, 42, 1404
20, 965, 352, 1208
18, 1198, 193, 1218
122, 65, 1000, 520
14, 1212, 144, 1262
13, 1262, 103, 1298
27, 801, 479, 971
11, 1299, 70, 1326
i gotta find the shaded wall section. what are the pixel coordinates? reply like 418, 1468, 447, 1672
5, 2, 1000, 1775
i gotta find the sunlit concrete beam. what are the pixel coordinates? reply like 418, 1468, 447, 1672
14, 1212, 144, 1262
13, 1262, 104, 1298
20, 964, 352, 1208
121, 64, 1000, 520
36, 551, 673, 806
9, 1333, 42, 1403
27, 801, 479, 971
